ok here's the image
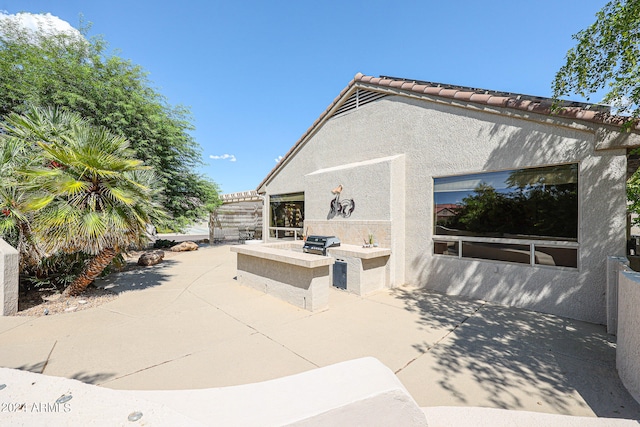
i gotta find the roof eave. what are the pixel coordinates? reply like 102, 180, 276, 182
256, 73, 365, 193
256, 73, 640, 192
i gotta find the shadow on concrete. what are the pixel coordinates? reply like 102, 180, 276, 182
70, 370, 116, 385
96, 259, 180, 293
390, 287, 640, 419
14, 363, 116, 385
16, 361, 46, 374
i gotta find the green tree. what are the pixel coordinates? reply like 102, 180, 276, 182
553, 0, 640, 231
0, 133, 48, 270
2, 106, 165, 296
553, 0, 640, 119
448, 184, 520, 236
0, 16, 219, 230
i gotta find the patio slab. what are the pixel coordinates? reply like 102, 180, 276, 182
101, 332, 318, 390
260, 297, 445, 372
0, 244, 638, 421
0, 316, 30, 334
395, 304, 640, 418
0, 338, 56, 373
42, 304, 255, 382
463, 303, 617, 366
367, 285, 486, 323
397, 325, 593, 415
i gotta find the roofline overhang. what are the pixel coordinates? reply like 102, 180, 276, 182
256, 73, 640, 193
256, 74, 361, 193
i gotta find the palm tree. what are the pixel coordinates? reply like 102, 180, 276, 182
0, 120, 52, 270
4, 106, 164, 296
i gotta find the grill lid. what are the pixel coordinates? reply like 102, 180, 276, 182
303, 235, 341, 254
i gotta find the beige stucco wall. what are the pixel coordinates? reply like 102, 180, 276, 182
236, 252, 331, 311
616, 266, 640, 404
261, 94, 627, 323
302, 154, 406, 286
0, 238, 18, 316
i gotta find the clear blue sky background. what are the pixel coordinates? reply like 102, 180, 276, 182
2, 1, 606, 194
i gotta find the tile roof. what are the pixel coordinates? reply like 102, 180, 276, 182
356, 74, 633, 126
257, 73, 638, 192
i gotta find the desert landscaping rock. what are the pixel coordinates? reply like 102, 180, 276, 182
170, 241, 199, 252
138, 249, 165, 266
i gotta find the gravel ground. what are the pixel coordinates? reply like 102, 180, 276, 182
16, 287, 119, 317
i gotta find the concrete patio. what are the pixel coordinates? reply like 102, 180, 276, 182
1, 244, 639, 420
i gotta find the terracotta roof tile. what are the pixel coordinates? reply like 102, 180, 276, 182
423, 87, 443, 96
453, 91, 475, 101
525, 102, 541, 112
512, 99, 533, 110
529, 104, 552, 115
505, 99, 519, 108
576, 110, 597, 121
358, 74, 640, 129
439, 89, 459, 98
469, 93, 492, 103
556, 106, 582, 117
486, 96, 510, 107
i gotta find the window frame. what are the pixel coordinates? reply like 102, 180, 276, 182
268, 192, 305, 239
432, 163, 580, 270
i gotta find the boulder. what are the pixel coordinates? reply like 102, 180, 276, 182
170, 241, 199, 252
137, 250, 165, 266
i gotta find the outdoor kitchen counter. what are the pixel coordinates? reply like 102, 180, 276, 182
327, 244, 391, 296
231, 242, 334, 269
231, 242, 333, 311
327, 244, 391, 259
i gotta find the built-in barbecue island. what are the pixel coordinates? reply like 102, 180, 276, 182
231, 236, 391, 311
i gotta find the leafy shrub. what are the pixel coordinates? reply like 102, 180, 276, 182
153, 239, 177, 249
20, 251, 124, 293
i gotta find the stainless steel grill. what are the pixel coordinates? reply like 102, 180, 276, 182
303, 235, 341, 256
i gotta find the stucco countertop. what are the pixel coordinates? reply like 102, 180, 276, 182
328, 244, 391, 259
231, 244, 335, 268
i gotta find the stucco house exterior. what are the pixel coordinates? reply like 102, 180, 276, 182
256, 73, 640, 324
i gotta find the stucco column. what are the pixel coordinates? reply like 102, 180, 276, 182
262, 194, 269, 241
617, 268, 640, 404
0, 238, 18, 316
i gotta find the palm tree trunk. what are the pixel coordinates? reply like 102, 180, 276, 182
17, 221, 45, 272
63, 247, 117, 297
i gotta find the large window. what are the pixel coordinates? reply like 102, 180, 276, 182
433, 163, 578, 268
269, 193, 304, 238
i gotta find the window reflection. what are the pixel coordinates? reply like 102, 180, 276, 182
462, 242, 531, 264
434, 164, 578, 241
534, 246, 578, 268
434, 240, 458, 256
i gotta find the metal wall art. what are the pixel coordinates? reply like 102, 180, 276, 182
327, 184, 355, 219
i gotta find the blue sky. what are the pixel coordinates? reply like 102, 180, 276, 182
1, 1, 606, 194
